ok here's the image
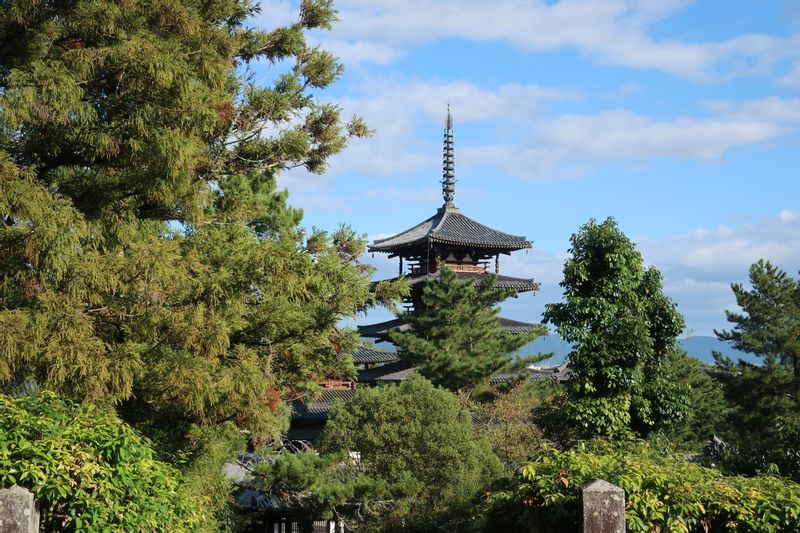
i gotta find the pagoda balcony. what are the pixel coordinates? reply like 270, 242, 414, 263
445, 263, 486, 274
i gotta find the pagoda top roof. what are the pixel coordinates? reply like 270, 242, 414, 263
369, 207, 532, 253
369, 108, 532, 254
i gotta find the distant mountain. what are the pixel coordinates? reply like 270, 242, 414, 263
524, 335, 758, 367
365, 334, 759, 367
678, 336, 759, 365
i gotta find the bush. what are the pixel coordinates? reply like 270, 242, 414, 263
482, 439, 800, 532
319, 375, 503, 532
0, 392, 206, 531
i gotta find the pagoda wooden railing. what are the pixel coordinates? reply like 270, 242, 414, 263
446, 263, 487, 273
319, 380, 355, 390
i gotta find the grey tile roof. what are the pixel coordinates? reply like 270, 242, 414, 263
290, 389, 357, 422
489, 364, 573, 385
402, 271, 540, 292
369, 207, 531, 252
357, 318, 410, 339
358, 316, 541, 339
357, 360, 417, 383
352, 345, 399, 365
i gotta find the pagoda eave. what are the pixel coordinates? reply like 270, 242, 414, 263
358, 316, 541, 341
371, 272, 540, 294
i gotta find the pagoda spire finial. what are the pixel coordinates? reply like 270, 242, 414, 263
442, 104, 455, 208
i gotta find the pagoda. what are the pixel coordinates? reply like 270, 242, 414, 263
289, 109, 550, 441
359, 107, 540, 343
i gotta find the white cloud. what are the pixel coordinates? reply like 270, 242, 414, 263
323, 78, 575, 178
256, 0, 800, 80
636, 210, 800, 334
639, 210, 800, 281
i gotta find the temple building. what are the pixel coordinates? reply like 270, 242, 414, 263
358, 107, 540, 344
288, 109, 561, 441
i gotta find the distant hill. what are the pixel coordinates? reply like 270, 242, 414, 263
525, 335, 758, 367
366, 334, 759, 367
678, 336, 759, 365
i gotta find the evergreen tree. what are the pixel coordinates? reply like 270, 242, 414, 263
0, 0, 404, 518
715, 259, 800, 376
712, 260, 800, 479
390, 266, 545, 392
544, 217, 688, 437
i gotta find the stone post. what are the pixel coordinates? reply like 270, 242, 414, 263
0, 485, 40, 533
581, 479, 625, 533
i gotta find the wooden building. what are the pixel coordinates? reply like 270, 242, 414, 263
289, 108, 554, 441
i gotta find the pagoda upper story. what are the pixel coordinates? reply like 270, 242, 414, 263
367, 107, 539, 304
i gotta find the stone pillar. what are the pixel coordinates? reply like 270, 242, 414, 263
0, 485, 39, 533
581, 479, 625, 533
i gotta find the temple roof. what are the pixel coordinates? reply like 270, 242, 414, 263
352, 345, 399, 365
369, 108, 531, 255
290, 388, 357, 422
377, 271, 540, 293
358, 316, 541, 340
369, 207, 532, 253
357, 360, 417, 383
489, 364, 573, 385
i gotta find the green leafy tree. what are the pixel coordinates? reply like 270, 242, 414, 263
390, 266, 546, 392
0, 0, 403, 522
318, 374, 503, 532
716, 259, 800, 376
0, 392, 205, 531
544, 217, 688, 437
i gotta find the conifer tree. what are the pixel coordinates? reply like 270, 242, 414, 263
716, 259, 800, 376
0, 0, 401, 479
544, 218, 689, 437
391, 266, 545, 392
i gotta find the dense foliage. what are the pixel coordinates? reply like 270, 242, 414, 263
318, 375, 503, 532
0, 392, 205, 531
544, 217, 689, 437
0, 0, 410, 524
391, 266, 546, 392
482, 439, 800, 533
467, 381, 552, 471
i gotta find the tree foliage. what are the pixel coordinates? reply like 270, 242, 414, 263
0, 1, 405, 523
710, 261, 800, 480
391, 266, 546, 392
544, 217, 689, 437
715, 259, 800, 376
0, 0, 389, 432
318, 375, 503, 532
0, 392, 205, 531
482, 439, 800, 533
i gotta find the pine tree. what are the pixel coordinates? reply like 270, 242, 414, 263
390, 266, 545, 392
544, 218, 688, 437
0, 0, 402, 502
716, 259, 800, 376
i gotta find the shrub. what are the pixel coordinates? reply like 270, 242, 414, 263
0, 392, 206, 531
482, 439, 800, 532
319, 375, 503, 532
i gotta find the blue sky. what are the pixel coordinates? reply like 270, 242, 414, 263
254, 0, 800, 336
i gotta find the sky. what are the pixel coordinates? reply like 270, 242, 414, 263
253, 0, 800, 337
